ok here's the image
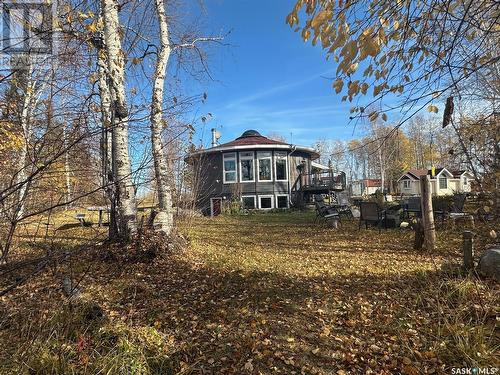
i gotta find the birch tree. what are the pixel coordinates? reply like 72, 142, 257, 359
101, 0, 137, 238
13, 71, 37, 221
150, 0, 173, 234
97, 40, 118, 237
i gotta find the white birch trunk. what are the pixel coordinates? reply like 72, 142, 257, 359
101, 0, 137, 237
97, 48, 113, 188
14, 78, 36, 220
378, 147, 385, 194
63, 116, 71, 208
97, 46, 117, 236
150, 0, 173, 234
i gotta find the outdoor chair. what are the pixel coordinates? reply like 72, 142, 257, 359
359, 201, 386, 232
432, 198, 450, 226
314, 200, 340, 224
448, 193, 471, 225
314, 194, 326, 203
434, 193, 467, 225
403, 196, 421, 219
332, 192, 353, 218
451, 193, 467, 213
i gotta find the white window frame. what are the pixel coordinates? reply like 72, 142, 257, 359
274, 151, 288, 181
275, 194, 289, 209
258, 195, 274, 210
439, 176, 447, 189
463, 176, 468, 185
222, 153, 237, 184
257, 151, 273, 182
241, 195, 257, 210
403, 180, 411, 189
239, 151, 255, 183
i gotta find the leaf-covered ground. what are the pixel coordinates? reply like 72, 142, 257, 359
1, 211, 498, 374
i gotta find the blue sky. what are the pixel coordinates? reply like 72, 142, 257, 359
184, 0, 363, 148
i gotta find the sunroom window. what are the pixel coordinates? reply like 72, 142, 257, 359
258, 152, 272, 181
242, 196, 256, 209
276, 195, 289, 209
259, 195, 274, 209
223, 153, 236, 183
275, 152, 287, 181
239, 152, 255, 182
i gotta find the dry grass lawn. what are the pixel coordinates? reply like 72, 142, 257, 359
0, 211, 498, 374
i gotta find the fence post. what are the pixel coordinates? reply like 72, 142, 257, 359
462, 231, 474, 271
420, 175, 436, 250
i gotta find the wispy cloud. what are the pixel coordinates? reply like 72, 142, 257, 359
214, 100, 356, 146
224, 69, 334, 108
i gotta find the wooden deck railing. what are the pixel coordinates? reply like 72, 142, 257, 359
292, 171, 346, 192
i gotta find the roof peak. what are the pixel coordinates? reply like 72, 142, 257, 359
238, 129, 262, 138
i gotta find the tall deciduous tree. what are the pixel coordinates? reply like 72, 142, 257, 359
150, 0, 174, 234
96, 37, 117, 237
101, 0, 137, 238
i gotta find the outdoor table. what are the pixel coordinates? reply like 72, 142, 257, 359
87, 206, 110, 227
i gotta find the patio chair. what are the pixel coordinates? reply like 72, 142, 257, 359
315, 200, 340, 224
332, 192, 353, 218
359, 201, 386, 232
448, 193, 471, 223
314, 194, 326, 203
451, 193, 467, 213
434, 194, 468, 225
432, 197, 450, 226
403, 196, 421, 219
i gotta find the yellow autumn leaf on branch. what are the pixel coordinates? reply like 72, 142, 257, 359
301, 28, 311, 42
427, 105, 439, 113
373, 84, 384, 97
332, 79, 344, 93
85, 21, 98, 33
311, 10, 332, 29
360, 82, 369, 94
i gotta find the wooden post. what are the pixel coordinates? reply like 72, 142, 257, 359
462, 231, 474, 271
420, 175, 436, 250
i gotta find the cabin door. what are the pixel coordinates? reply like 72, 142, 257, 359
210, 198, 222, 217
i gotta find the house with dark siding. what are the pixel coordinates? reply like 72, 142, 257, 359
186, 129, 346, 216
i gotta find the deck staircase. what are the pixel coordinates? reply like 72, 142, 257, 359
291, 171, 346, 208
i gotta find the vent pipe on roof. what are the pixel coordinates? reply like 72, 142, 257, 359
211, 128, 220, 147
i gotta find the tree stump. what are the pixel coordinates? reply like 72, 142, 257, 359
412, 219, 425, 250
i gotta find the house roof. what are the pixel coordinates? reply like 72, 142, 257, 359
185, 129, 319, 161
216, 130, 289, 148
407, 169, 428, 179
364, 179, 382, 187
451, 170, 472, 178
351, 179, 382, 187
399, 167, 459, 181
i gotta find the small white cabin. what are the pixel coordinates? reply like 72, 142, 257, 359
397, 168, 473, 196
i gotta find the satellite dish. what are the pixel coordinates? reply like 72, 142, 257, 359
215, 131, 221, 140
